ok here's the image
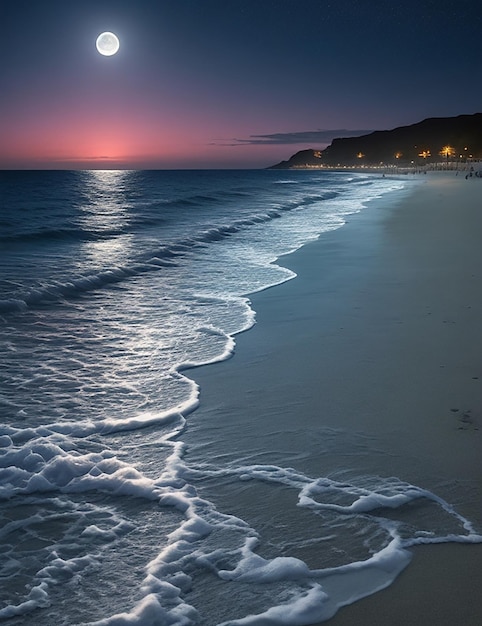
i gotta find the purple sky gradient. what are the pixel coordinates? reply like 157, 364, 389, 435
1, 0, 481, 169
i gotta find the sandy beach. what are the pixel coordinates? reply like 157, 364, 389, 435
183, 171, 482, 624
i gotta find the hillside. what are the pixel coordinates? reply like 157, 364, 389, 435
270, 113, 482, 168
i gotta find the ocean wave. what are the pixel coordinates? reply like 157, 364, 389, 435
0, 192, 341, 314
2, 226, 117, 242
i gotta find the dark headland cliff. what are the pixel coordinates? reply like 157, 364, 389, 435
270, 113, 482, 168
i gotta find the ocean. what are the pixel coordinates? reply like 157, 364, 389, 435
1, 169, 480, 625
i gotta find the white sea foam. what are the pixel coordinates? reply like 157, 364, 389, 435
57, 457, 480, 626
3, 413, 481, 625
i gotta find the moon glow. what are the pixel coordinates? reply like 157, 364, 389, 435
96, 32, 120, 56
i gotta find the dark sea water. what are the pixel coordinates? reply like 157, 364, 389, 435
1, 170, 480, 625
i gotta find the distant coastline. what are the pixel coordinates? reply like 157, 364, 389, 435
269, 112, 482, 169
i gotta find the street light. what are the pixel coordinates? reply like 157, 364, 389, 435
439, 145, 455, 161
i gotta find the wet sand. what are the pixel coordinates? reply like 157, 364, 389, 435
184, 172, 482, 624
318, 172, 482, 625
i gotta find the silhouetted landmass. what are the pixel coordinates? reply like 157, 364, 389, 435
270, 113, 482, 168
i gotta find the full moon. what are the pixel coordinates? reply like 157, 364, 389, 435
96, 32, 120, 56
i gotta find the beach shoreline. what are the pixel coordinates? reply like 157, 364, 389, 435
184, 171, 482, 624
319, 171, 482, 625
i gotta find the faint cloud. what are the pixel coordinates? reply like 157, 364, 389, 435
34, 155, 119, 164
217, 129, 375, 147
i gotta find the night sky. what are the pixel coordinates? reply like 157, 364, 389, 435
1, 0, 481, 169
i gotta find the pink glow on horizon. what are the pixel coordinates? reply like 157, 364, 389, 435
2, 103, 188, 164
0, 106, 294, 169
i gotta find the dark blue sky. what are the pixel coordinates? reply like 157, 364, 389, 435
1, 0, 481, 168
